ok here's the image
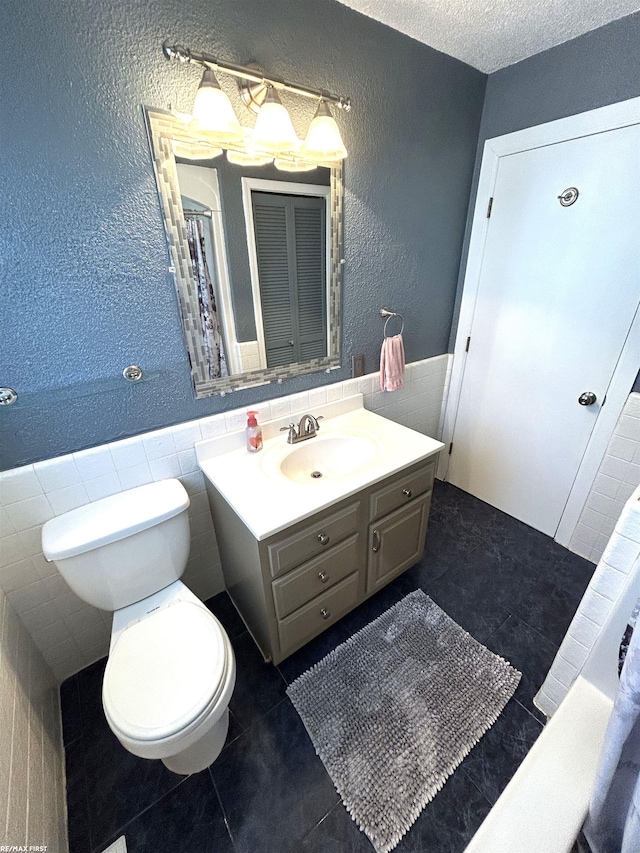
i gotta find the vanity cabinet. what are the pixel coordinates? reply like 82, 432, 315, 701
205, 455, 438, 664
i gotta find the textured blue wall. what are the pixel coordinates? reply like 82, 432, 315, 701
450, 12, 640, 350
0, 0, 485, 469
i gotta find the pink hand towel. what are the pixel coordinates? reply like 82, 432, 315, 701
380, 333, 405, 391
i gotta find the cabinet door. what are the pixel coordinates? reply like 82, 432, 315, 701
367, 492, 431, 594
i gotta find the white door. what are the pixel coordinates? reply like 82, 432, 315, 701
448, 124, 640, 536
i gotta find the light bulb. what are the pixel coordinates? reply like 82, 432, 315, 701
302, 100, 347, 162
253, 87, 300, 154
189, 69, 243, 143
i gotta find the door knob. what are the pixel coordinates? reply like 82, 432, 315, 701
578, 392, 597, 406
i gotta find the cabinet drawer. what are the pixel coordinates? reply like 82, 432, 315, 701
272, 534, 360, 620
369, 461, 435, 522
278, 573, 359, 654
267, 502, 360, 579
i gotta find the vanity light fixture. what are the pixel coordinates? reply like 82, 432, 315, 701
162, 41, 351, 161
227, 149, 273, 167
274, 157, 317, 172
226, 129, 274, 166
172, 139, 223, 160
253, 86, 300, 153
190, 68, 243, 142
301, 99, 348, 162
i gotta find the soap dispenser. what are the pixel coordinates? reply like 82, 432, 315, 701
246, 411, 263, 453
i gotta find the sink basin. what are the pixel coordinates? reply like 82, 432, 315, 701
268, 432, 380, 483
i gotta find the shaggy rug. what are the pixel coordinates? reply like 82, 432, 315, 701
287, 589, 520, 852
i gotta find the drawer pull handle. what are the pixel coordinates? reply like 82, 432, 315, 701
402, 488, 413, 498
318, 571, 329, 583
320, 607, 331, 620
372, 529, 380, 553
317, 533, 330, 546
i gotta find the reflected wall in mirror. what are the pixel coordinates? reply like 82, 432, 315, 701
145, 107, 343, 397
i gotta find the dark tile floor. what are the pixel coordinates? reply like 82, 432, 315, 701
61, 481, 596, 853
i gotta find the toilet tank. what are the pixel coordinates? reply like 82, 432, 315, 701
42, 480, 191, 612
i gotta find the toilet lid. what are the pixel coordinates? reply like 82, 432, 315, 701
103, 602, 227, 742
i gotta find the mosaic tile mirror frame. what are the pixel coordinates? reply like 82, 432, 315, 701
145, 107, 344, 398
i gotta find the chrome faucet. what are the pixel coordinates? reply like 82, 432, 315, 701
280, 413, 324, 444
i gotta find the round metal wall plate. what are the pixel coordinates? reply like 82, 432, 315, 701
238, 64, 268, 114
0, 387, 18, 406
122, 365, 143, 382
558, 187, 579, 207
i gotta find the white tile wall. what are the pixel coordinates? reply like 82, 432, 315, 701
535, 483, 640, 718
0, 588, 68, 852
0, 355, 450, 682
569, 393, 640, 564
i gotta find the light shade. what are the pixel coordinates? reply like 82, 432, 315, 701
301, 100, 347, 162
172, 139, 223, 160
189, 69, 243, 142
274, 157, 316, 172
252, 86, 300, 153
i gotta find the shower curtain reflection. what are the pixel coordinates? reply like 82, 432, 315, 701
185, 215, 228, 380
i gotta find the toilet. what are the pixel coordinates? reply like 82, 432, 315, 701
41, 478, 236, 775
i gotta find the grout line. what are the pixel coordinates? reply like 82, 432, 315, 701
511, 613, 562, 651
300, 799, 363, 846
229, 695, 289, 743
483, 613, 512, 645
460, 767, 496, 808
208, 768, 238, 853
92, 775, 189, 853
513, 697, 545, 727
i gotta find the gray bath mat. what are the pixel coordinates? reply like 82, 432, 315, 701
287, 589, 520, 853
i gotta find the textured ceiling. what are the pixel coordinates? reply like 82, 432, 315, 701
335, 0, 640, 72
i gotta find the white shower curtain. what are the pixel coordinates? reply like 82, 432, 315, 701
582, 600, 640, 852
185, 215, 228, 380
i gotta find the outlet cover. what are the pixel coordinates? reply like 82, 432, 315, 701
352, 353, 365, 378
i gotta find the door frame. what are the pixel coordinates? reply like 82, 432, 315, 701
441, 96, 640, 546
241, 177, 331, 369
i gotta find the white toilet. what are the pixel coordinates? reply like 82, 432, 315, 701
41, 478, 236, 775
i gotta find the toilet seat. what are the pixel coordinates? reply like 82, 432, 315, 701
103, 600, 229, 743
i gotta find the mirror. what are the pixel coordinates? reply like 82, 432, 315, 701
145, 107, 343, 397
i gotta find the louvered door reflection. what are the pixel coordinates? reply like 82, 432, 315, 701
294, 205, 326, 361
252, 192, 326, 368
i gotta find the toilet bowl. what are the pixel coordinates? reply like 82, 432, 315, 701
42, 479, 236, 775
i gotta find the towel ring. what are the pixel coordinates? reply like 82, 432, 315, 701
380, 307, 404, 338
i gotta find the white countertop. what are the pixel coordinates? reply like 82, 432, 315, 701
195, 395, 443, 541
